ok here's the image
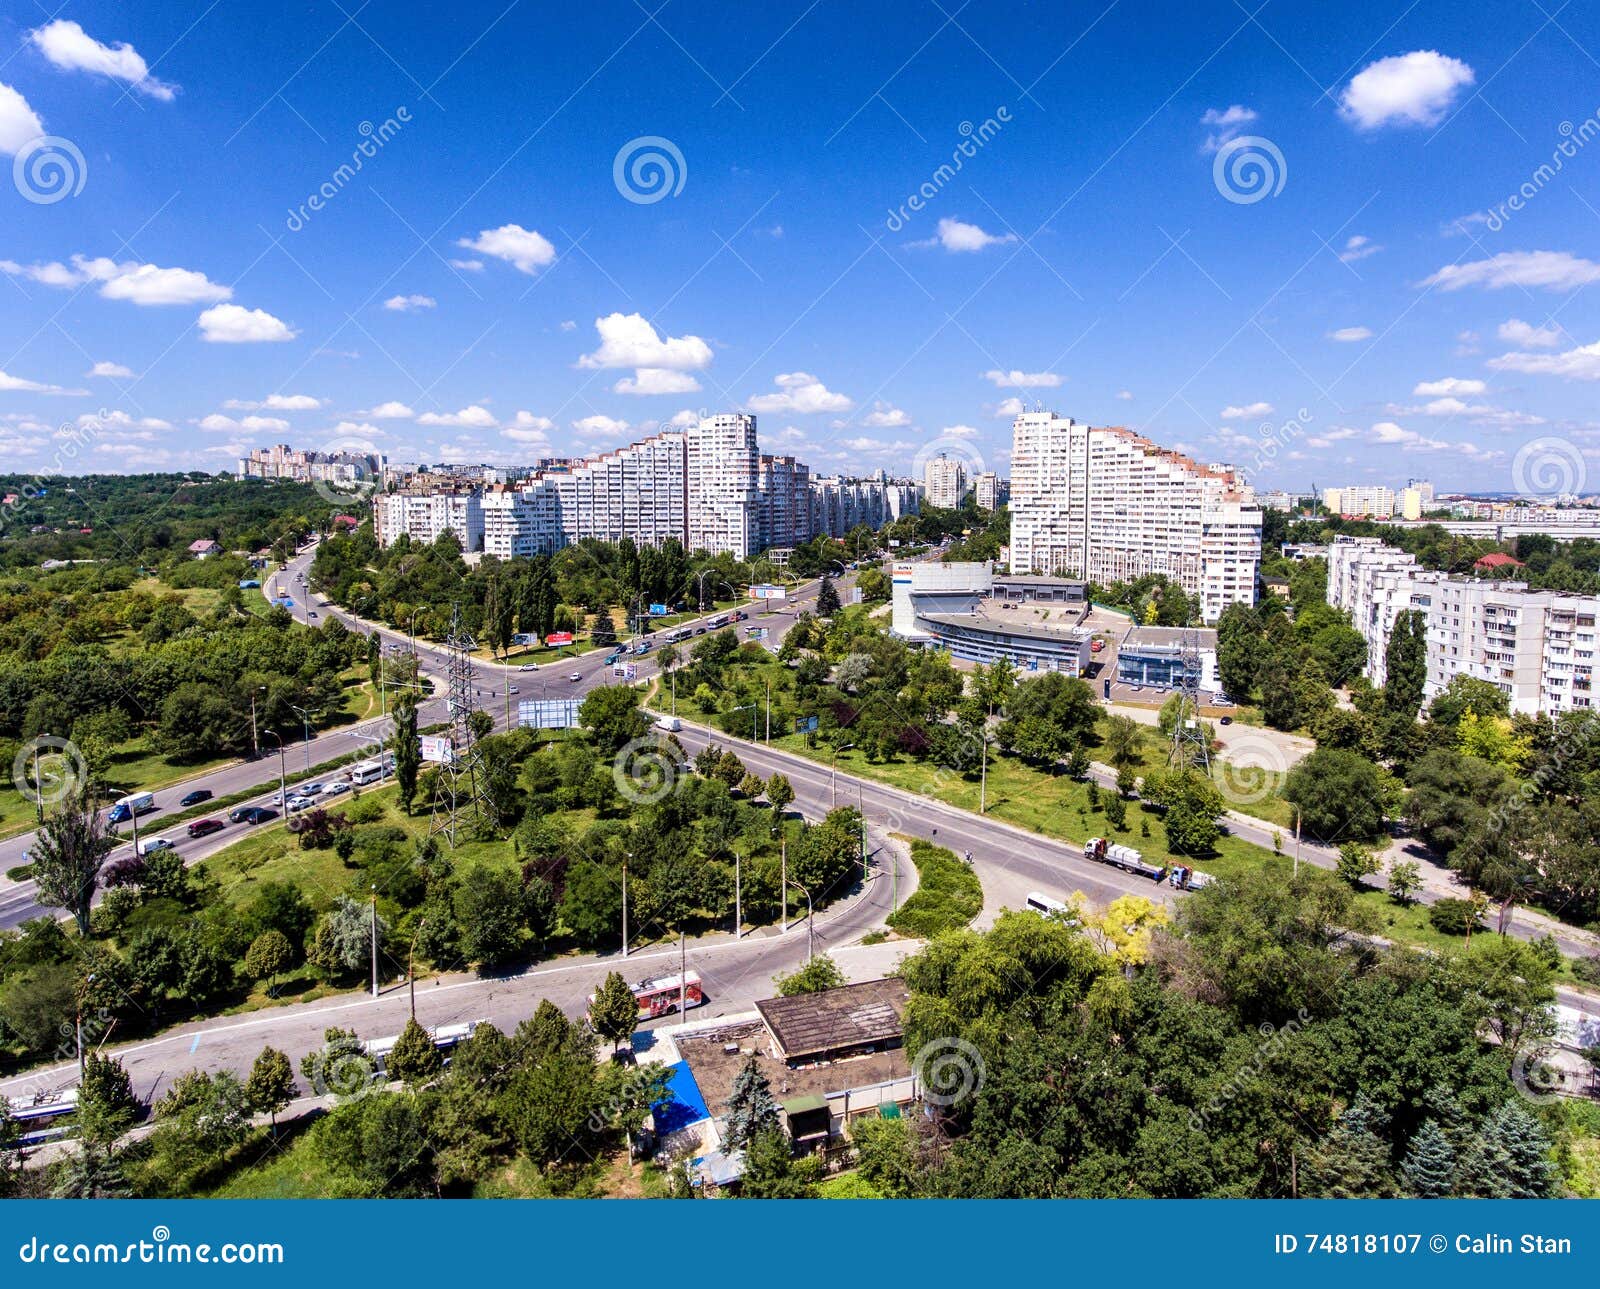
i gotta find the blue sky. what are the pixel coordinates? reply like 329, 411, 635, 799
3, 0, 1600, 494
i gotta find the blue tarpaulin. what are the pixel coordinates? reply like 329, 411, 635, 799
652, 1060, 710, 1136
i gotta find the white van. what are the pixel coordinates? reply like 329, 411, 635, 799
656, 715, 682, 733
136, 837, 175, 856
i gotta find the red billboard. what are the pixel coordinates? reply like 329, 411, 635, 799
545, 631, 574, 645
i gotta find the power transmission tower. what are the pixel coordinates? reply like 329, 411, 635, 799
430, 604, 489, 845
1168, 628, 1211, 773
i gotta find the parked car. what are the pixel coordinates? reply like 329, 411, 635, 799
187, 818, 226, 839
508, 686, 519, 695
308, 611, 318, 620
299, 783, 325, 796
179, 788, 213, 807
286, 796, 315, 813
1219, 716, 1234, 726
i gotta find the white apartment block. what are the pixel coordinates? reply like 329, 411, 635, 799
1008, 412, 1262, 623
757, 454, 812, 550
923, 455, 968, 509
1323, 485, 1396, 518
372, 488, 484, 552
239, 444, 382, 486
974, 471, 1002, 511
687, 414, 760, 559
810, 475, 919, 537
1327, 535, 1599, 714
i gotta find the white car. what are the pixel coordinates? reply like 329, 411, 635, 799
286, 796, 316, 813
519, 663, 538, 671
568, 672, 582, 682
299, 782, 325, 796
136, 837, 175, 856
320, 781, 350, 799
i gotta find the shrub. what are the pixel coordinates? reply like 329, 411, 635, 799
1428, 898, 1482, 936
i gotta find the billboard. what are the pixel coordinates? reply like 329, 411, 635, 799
795, 715, 819, 734
749, 584, 787, 601
420, 735, 454, 764
648, 603, 670, 616
518, 698, 582, 730
545, 631, 574, 646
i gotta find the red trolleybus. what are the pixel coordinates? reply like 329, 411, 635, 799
628, 971, 704, 1019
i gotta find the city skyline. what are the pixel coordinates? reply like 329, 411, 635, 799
2, 5, 1599, 492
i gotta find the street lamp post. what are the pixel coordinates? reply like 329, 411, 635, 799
369, 885, 379, 999
830, 742, 856, 807
409, 918, 424, 1020
289, 703, 312, 777
261, 731, 288, 811
733, 848, 742, 940
621, 853, 630, 958
75, 972, 95, 1082
786, 878, 814, 960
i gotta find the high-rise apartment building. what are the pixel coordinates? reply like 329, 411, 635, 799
809, 474, 919, 537
1327, 535, 1598, 714
372, 486, 484, 552
923, 454, 968, 509
1322, 485, 1397, 518
686, 413, 760, 559
1008, 412, 1262, 622
757, 454, 812, 550
974, 471, 1004, 511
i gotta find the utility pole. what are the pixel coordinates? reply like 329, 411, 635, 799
75, 973, 94, 1082
780, 833, 787, 932
621, 854, 630, 958
679, 928, 688, 1017
786, 879, 814, 960
858, 782, 866, 882
408, 919, 423, 1020
734, 848, 742, 940
250, 690, 260, 760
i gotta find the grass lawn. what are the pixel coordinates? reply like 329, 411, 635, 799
205, 1125, 345, 1198
887, 836, 983, 937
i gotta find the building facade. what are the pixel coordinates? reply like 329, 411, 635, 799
1008, 412, 1262, 622
757, 454, 812, 551
974, 471, 1004, 511
809, 474, 919, 537
889, 561, 1093, 674
372, 486, 485, 552
238, 444, 383, 487
923, 454, 969, 509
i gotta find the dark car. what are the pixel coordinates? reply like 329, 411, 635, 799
230, 805, 277, 825
187, 818, 226, 839
179, 788, 213, 807
1219, 716, 1234, 726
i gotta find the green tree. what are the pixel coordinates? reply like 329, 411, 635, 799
392, 687, 421, 814
1305, 1096, 1395, 1198
1401, 1120, 1457, 1197
1335, 842, 1379, 889
775, 955, 846, 996
1383, 609, 1428, 716
579, 685, 651, 754
1457, 1102, 1559, 1198
765, 772, 794, 815
723, 1053, 780, 1152
816, 576, 840, 616
30, 784, 120, 936
1102, 715, 1141, 770
454, 866, 533, 968
740, 1127, 811, 1198
1283, 747, 1385, 841
386, 1017, 443, 1086
77, 1052, 140, 1146
245, 1046, 297, 1132
1387, 860, 1422, 905
588, 970, 639, 1052
243, 929, 294, 996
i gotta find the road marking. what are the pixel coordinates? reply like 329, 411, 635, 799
189, 1034, 201, 1054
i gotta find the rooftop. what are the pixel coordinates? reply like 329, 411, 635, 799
675, 1017, 912, 1115
922, 611, 1090, 644
755, 978, 910, 1061
1121, 625, 1220, 649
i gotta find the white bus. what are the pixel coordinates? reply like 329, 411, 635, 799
1025, 892, 1072, 917
348, 755, 393, 785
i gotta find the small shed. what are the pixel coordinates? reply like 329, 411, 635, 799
755, 978, 910, 1065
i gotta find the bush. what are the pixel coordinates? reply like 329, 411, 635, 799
1572, 956, 1600, 986
1428, 898, 1482, 937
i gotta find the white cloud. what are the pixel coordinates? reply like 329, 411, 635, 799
448, 258, 484, 272
1116, 390, 1134, 401
559, 319, 577, 331
416, 405, 496, 428
3, 254, 234, 306
1421, 250, 1600, 293
198, 304, 297, 344
667, 409, 700, 429
841, 436, 887, 453
862, 402, 911, 428
364, 401, 415, 420
1488, 339, 1600, 381
573, 414, 630, 436
455, 223, 556, 274
1497, 318, 1563, 349
614, 368, 701, 396
0, 82, 45, 155
748, 371, 853, 415
87, 361, 133, 378
1421, 397, 1471, 416
29, 20, 177, 101
383, 294, 436, 312
330, 421, 385, 439
224, 394, 322, 411
1327, 326, 1373, 342
994, 397, 1027, 416
0, 369, 87, 395
1364, 420, 1499, 459
1200, 104, 1258, 152
197, 413, 290, 433
984, 369, 1061, 388
918, 217, 1017, 253
1413, 377, 1486, 397
578, 312, 713, 371
1221, 401, 1274, 420
1307, 427, 1359, 449
1339, 235, 1382, 263
941, 424, 979, 438
1339, 50, 1474, 129
503, 412, 554, 444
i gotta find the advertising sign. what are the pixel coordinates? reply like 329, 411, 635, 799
518, 698, 582, 730
795, 715, 819, 734
749, 584, 787, 601
648, 603, 669, 616
420, 735, 454, 764
545, 631, 574, 646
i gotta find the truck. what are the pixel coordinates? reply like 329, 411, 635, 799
107, 791, 156, 824
1083, 836, 1165, 881
1165, 864, 1216, 892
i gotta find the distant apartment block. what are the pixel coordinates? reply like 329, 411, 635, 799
809, 473, 919, 538
238, 444, 382, 487
974, 471, 1004, 511
1322, 485, 1396, 518
757, 454, 811, 551
372, 486, 485, 552
923, 454, 968, 509
1327, 535, 1598, 715
1008, 412, 1262, 623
